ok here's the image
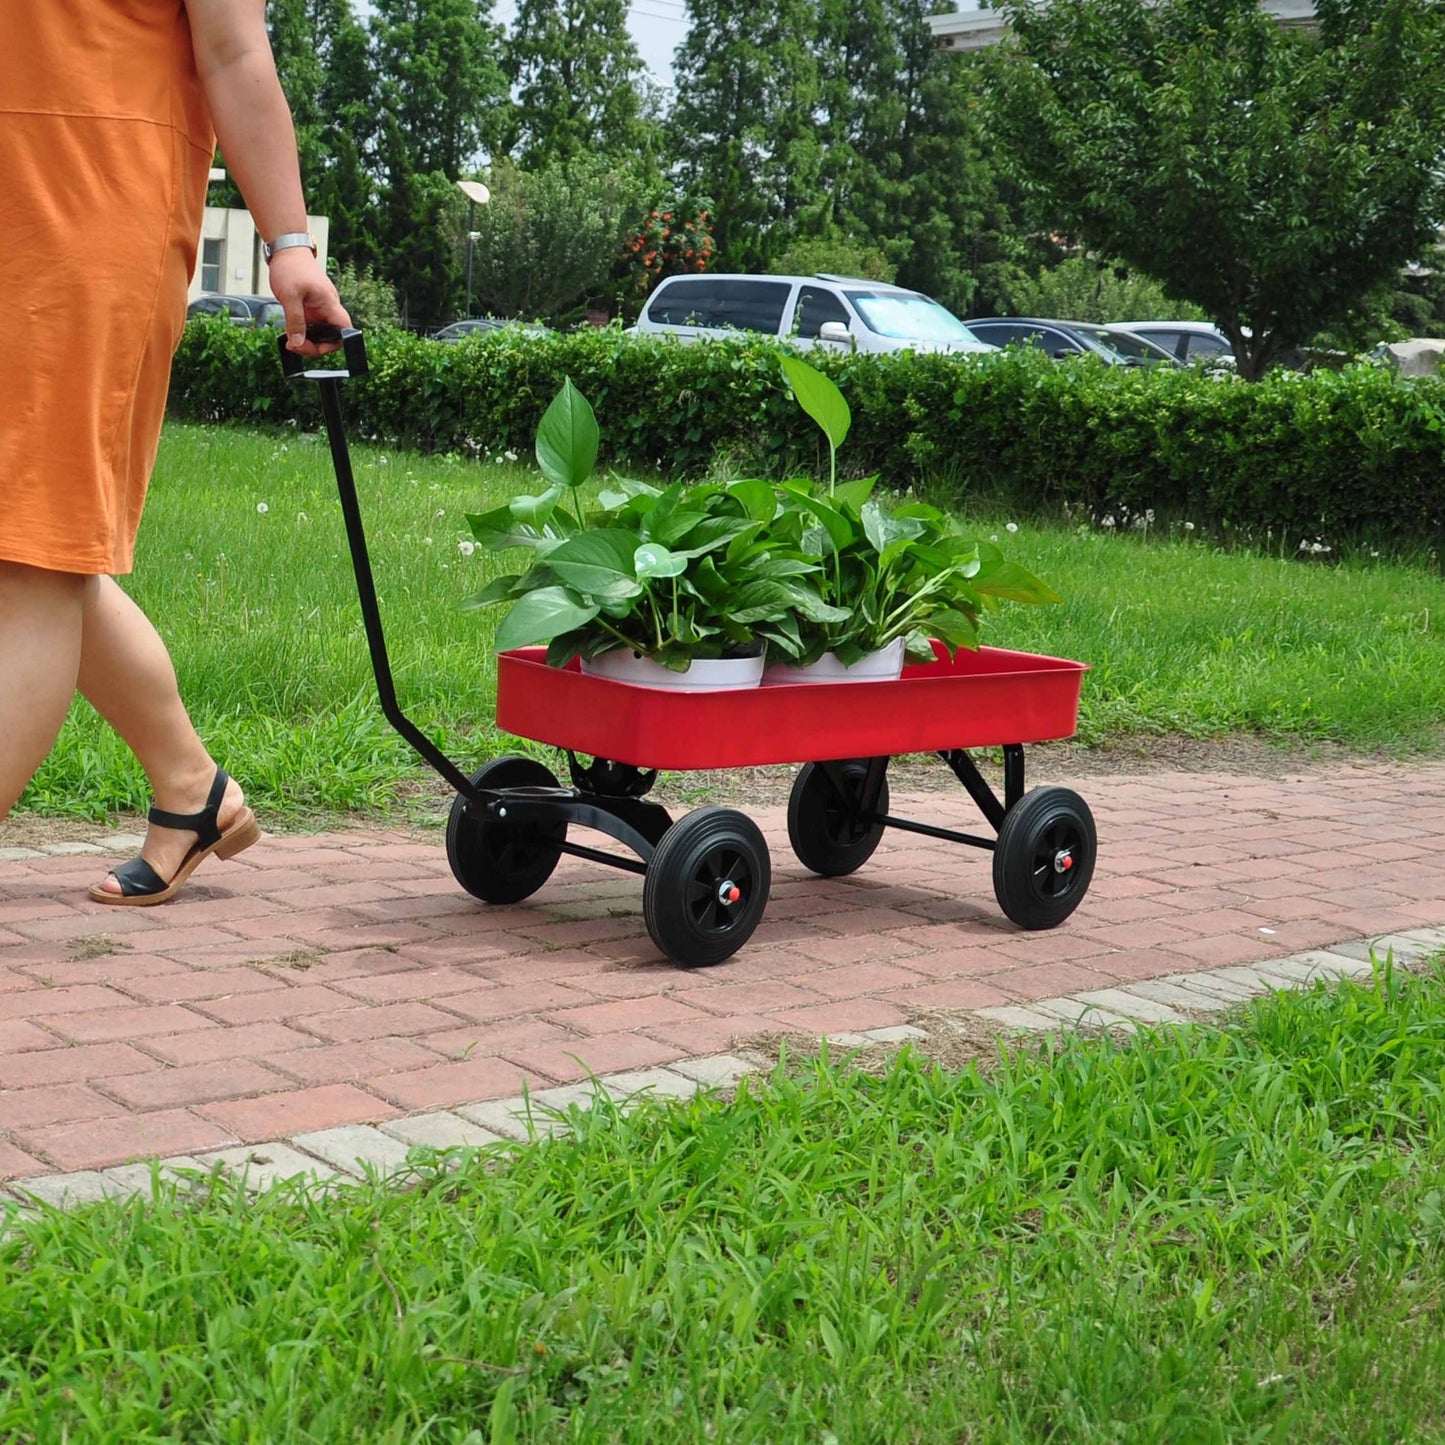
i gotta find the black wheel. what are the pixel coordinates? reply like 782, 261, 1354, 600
446, 756, 566, 905
643, 807, 771, 967
787, 760, 888, 877
992, 786, 1096, 930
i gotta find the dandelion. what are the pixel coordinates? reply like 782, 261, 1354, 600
256, 502, 269, 514
458, 540, 476, 557
297, 511, 309, 523
379, 455, 389, 466
1183, 521, 1195, 531
434, 508, 445, 519
1101, 514, 1116, 529
503, 450, 519, 463
1005, 521, 1019, 533
423, 537, 433, 547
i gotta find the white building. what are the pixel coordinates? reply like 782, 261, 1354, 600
926, 0, 1320, 52
188, 169, 330, 302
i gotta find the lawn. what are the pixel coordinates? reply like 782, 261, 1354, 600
2, 960, 1443, 1441
18, 421, 1445, 820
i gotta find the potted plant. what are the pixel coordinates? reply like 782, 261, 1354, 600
465, 379, 845, 689
759, 356, 1060, 684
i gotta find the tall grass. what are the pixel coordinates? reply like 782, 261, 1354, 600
3, 961, 1444, 1440
18, 423, 1445, 819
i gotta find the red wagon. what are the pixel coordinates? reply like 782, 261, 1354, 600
286, 331, 1098, 968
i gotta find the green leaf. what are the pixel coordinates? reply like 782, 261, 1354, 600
727, 478, 780, 523
460, 574, 522, 611
544, 530, 643, 600
494, 586, 600, 651
781, 355, 851, 451
926, 608, 982, 652
508, 486, 564, 530
595, 477, 661, 512
973, 559, 1063, 605
787, 487, 855, 553
833, 476, 877, 513
535, 377, 599, 491
634, 543, 687, 580
862, 500, 926, 554
466, 505, 547, 553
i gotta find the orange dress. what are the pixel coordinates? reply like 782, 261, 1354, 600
0, 0, 213, 576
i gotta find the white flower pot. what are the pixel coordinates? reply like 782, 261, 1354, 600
581, 649, 764, 691
761, 638, 907, 686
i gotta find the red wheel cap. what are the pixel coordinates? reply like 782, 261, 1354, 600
726, 885, 742, 903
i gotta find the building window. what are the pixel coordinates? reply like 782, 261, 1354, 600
201, 238, 223, 294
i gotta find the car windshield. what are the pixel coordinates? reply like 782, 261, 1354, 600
1078, 326, 1165, 362
845, 292, 980, 343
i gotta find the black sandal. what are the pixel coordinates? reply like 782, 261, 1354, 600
90, 768, 261, 907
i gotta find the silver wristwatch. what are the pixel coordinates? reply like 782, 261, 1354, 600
263, 231, 318, 263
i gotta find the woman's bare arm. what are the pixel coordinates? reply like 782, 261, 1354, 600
186, 0, 349, 354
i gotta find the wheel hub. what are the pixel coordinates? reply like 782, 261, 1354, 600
716, 880, 743, 906
1053, 849, 1075, 874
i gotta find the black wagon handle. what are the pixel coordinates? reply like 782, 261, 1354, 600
276, 324, 369, 380
276, 327, 485, 804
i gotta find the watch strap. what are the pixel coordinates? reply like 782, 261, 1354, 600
264, 232, 317, 262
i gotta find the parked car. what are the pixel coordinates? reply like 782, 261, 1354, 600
966, 317, 1177, 366
1107, 320, 1234, 365
186, 293, 286, 328
633, 273, 997, 356
433, 318, 550, 341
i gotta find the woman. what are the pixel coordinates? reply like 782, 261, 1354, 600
0, 0, 351, 903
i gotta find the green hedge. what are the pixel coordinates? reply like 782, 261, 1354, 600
169, 321, 1445, 551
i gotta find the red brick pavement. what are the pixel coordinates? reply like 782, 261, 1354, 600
3, 762, 1445, 1176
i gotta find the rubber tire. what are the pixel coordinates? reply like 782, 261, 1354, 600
787, 760, 888, 878
446, 756, 566, 905
643, 807, 771, 967
992, 786, 1097, 930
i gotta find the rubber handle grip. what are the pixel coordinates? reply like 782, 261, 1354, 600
278, 325, 369, 380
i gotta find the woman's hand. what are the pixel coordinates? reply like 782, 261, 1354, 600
268, 249, 352, 356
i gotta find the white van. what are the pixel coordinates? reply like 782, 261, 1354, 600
633, 273, 997, 356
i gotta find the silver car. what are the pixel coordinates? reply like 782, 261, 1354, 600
633, 273, 997, 356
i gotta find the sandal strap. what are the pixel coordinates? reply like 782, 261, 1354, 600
109, 856, 169, 898
147, 767, 229, 850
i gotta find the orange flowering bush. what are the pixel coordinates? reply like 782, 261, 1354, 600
617, 206, 717, 299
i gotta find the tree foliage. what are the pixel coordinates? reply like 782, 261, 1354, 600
669, 0, 825, 269
986, 0, 1445, 377
369, 0, 509, 178
503, 0, 658, 169
463, 158, 648, 322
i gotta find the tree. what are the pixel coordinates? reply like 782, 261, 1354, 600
369, 0, 510, 178
800, 0, 1035, 316
670, 0, 825, 269
985, 0, 1445, 377
464, 157, 649, 322
373, 118, 464, 327
503, 0, 658, 169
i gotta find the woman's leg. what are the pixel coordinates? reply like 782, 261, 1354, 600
77, 576, 245, 894
0, 561, 90, 819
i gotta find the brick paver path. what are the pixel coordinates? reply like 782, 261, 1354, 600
3, 762, 1444, 1179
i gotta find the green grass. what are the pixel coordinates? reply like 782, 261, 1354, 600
18, 423, 1445, 819
4, 960, 1445, 1441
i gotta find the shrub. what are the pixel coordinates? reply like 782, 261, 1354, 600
169, 321, 1445, 555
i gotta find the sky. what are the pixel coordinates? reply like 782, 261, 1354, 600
487, 0, 687, 87
353, 2, 687, 88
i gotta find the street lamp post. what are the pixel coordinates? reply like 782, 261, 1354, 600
456, 179, 491, 320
